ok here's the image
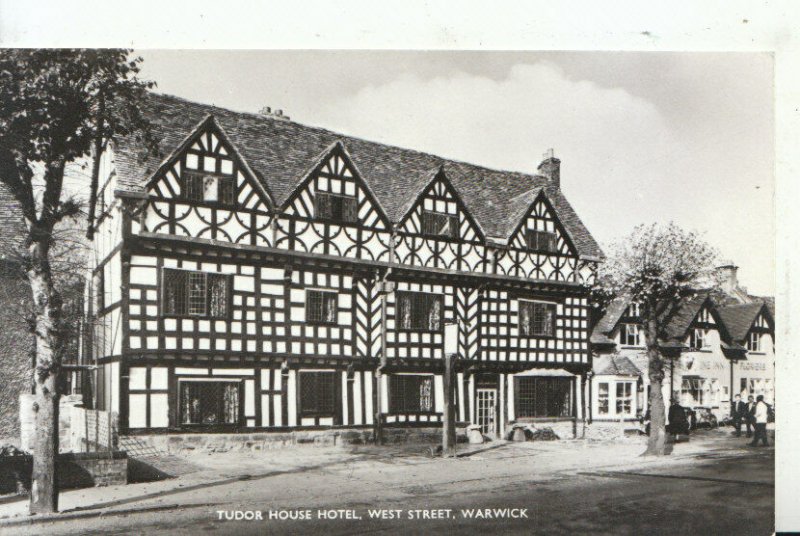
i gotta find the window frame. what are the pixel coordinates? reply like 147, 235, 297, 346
177, 378, 243, 427
389, 374, 436, 414
518, 299, 557, 338
747, 331, 761, 352
313, 191, 359, 224
305, 289, 339, 325
181, 170, 237, 207
298, 371, 338, 418
395, 291, 444, 333
420, 209, 459, 239
615, 382, 634, 416
515, 377, 572, 419
689, 328, 709, 350
597, 382, 610, 415
620, 323, 642, 347
524, 229, 558, 253
161, 268, 232, 319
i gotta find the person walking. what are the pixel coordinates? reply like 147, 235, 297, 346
745, 395, 756, 438
749, 395, 770, 447
731, 394, 745, 437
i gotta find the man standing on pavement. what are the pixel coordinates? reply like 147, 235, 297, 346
749, 395, 770, 447
731, 394, 745, 437
745, 395, 756, 438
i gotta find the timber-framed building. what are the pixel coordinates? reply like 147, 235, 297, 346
87, 93, 603, 440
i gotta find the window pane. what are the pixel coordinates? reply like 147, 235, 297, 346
163, 269, 187, 315
315, 192, 357, 223
180, 381, 240, 425
218, 177, 235, 205
390, 375, 434, 413
209, 274, 229, 318
519, 301, 556, 337
396, 292, 442, 331
188, 272, 207, 316
306, 290, 338, 324
203, 176, 218, 202
300, 372, 336, 417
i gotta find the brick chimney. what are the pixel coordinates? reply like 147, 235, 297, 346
537, 149, 560, 189
258, 105, 291, 121
716, 264, 739, 295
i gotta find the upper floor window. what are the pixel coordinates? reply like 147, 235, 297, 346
689, 328, 708, 350
162, 268, 230, 318
747, 332, 761, 352
519, 300, 556, 337
625, 303, 640, 317
306, 289, 337, 325
314, 192, 358, 223
525, 229, 557, 253
389, 375, 434, 413
421, 210, 458, 239
621, 323, 641, 346
397, 291, 443, 332
182, 171, 236, 205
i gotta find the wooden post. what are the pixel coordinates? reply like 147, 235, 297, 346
443, 354, 457, 457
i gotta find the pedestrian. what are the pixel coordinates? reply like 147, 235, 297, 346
745, 395, 756, 438
667, 398, 689, 439
749, 395, 770, 447
731, 394, 745, 437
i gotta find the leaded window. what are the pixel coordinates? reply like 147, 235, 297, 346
162, 269, 230, 318
314, 192, 358, 223
421, 210, 458, 239
299, 372, 337, 417
306, 290, 338, 324
515, 377, 572, 418
689, 328, 708, 350
519, 300, 556, 337
179, 381, 241, 425
389, 375, 434, 413
525, 229, 557, 253
182, 171, 236, 205
396, 291, 443, 332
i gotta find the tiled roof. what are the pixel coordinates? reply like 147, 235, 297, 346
591, 296, 630, 339
658, 293, 710, 341
593, 354, 642, 376
717, 302, 771, 342
114, 92, 603, 259
0, 183, 25, 256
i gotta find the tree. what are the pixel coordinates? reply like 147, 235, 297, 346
0, 49, 154, 514
594, 223, 717, 456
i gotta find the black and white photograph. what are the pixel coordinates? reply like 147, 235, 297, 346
0, 3, 796, 535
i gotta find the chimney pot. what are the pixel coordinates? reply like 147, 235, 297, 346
537, 149, 561, 189
716, 264, 739, 294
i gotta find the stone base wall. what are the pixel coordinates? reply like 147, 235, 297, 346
507, 419, 583, 440
584, 421, 644, 441
126, 426, 456, 455
0, 452, 127, 495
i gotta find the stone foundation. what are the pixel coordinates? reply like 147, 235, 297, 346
584, 420, 644, 441
125, 426, 455, 455
506, 418, 583, 440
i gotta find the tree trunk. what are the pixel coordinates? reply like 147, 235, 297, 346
442, 354, 457, 457
643, 315, 668, 456
27, 240, 63, 514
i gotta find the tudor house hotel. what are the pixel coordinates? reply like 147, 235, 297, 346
85, 93, 602, 440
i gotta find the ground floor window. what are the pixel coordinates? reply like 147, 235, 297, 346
596, 380, 636, 417
298, 371, 337, 418
179, 381, 241, 425
515, 377, 572, 418
389, 375, 434, 413
681, 378, 704, 406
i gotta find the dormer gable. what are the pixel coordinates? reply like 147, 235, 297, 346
282, 142, 390, 230
508, 191, 577, 257
397, 168, 484, 243
145, 116, 272, 213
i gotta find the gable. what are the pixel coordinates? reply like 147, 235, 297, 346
283, 144, 389, 230
398, 171, 483, 242
146, 119, 271, 213
508, 193, 577, 256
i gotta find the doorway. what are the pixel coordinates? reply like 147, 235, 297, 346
476, 388, 498, 437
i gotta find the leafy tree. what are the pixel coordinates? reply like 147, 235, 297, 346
595, 223, 717, 456
0, 49, 153, 514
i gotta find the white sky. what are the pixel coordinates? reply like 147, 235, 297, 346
135, 50, 775, 296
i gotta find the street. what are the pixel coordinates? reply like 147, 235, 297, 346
0, 430, 774, 535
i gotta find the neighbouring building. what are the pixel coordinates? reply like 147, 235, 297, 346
84, 93, 604, 444
0, 185, 34, 445
589, 265, 775, 431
